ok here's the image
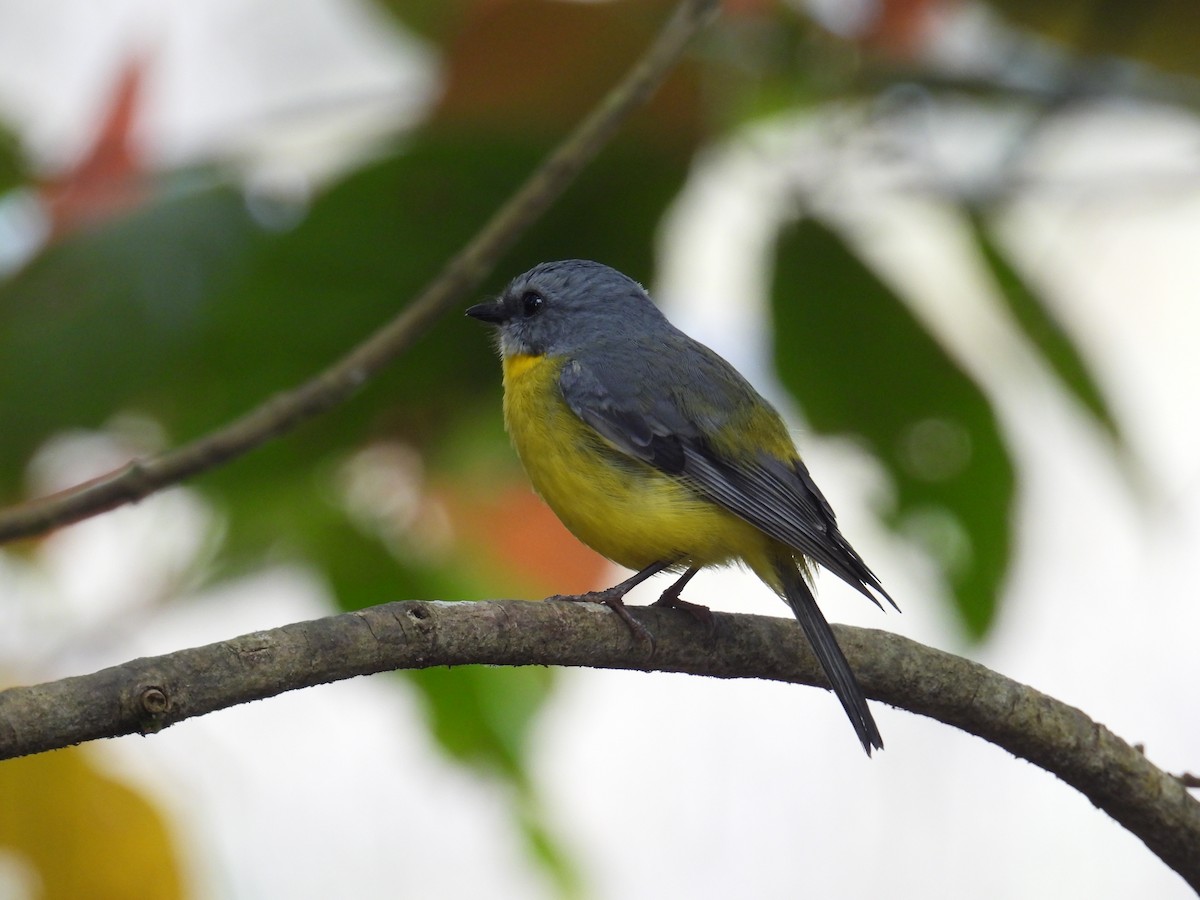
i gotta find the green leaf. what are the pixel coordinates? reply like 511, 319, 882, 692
408, 664, 553, 780
0, 184, 257, 497
517, 790, 584, 900
771, 219, 1015, 637
409, 664, 578, 896
0, 126, 24, 194
969, 211, 1121, 442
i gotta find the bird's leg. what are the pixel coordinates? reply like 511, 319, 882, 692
652, 566, 713, 628
547, 560, 674, 647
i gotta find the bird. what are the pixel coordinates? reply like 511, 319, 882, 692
466, 259, 895, 755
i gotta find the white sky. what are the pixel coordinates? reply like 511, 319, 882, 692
1, 2, 1198, 898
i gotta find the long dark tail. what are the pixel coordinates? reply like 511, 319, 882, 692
773, 557, 883, 755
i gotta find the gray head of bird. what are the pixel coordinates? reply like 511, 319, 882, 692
466, 259, 669, 358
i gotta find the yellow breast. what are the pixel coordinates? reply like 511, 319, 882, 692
500, 352, 769, 573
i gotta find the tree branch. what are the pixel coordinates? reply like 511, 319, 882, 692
0, 0, 720, 546
0, 599, 1196, 889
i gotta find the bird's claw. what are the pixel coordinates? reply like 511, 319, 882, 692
548, 590, 656, 651
653, 591, 715, 630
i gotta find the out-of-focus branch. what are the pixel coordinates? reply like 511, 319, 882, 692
0, 599, 1196, 890
0, 0, 720, 545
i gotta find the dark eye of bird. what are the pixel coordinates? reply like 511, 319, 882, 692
521, 291, 544, 318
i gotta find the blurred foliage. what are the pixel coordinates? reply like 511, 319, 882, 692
772, 220, 1014, 636
1, 0, 1181, 892
0, 5, 698, 893
410, 664, 581, 894
0, 127, 23, 194
0, 746, 184, 900
968, 212, 1122, 443
990, 0, 1200, 77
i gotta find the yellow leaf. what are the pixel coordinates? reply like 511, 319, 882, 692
0, 746, 184, 900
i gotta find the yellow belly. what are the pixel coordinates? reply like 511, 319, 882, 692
502, 353, 772, 574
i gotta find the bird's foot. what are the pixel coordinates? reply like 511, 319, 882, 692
652, 587, 715, 631
548, 589, 655, 649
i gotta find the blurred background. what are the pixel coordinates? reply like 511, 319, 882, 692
0, 0, 1198, 897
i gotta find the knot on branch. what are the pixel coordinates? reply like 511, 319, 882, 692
136, 684, 171, 734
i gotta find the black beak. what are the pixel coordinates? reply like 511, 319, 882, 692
466, 301, 507, 325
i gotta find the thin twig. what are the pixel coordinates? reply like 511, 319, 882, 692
0, 0, 720, 545
0, 599, 1196, 890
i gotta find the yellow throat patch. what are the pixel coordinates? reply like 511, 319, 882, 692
502, 352, 546, 382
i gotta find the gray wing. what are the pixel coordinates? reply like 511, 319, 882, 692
558, 340, 894, 609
